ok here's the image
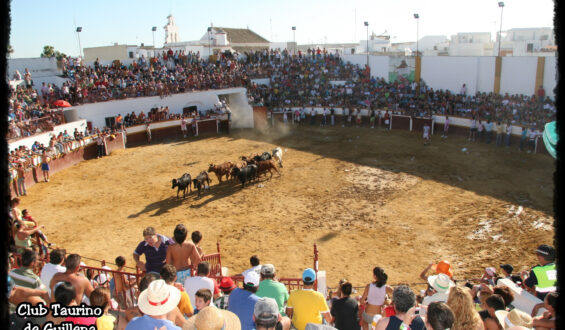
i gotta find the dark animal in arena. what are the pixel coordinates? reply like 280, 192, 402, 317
208, 162, 233, 182
192, 171, 211, 197
242, 152, 272, 165
256, 159, 279, 179
272, 147, 283, 168
230, 161, 248, 181
172, 173, 192, 198
232, 164, 258, 188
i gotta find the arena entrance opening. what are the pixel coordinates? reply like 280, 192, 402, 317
183, 106, 198, 116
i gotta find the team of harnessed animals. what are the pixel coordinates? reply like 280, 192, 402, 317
171, 147, 284, 198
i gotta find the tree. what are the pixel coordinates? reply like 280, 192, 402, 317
41, 45, 56, 58
40, 45, 66, 61
8, 45, 14, 57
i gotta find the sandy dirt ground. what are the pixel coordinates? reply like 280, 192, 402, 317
22, 124, 555, 290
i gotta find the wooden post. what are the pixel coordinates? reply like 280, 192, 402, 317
217, 241, 223, 276
314, 243, 319, 290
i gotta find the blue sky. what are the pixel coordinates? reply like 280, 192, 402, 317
9, 0, 555, 58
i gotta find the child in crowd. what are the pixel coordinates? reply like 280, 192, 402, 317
194, 288, 213, 314
91, 287, 116, 330
192, 231, 203, 256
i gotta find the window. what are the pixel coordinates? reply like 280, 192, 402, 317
527, 43, 534, 52
129, 52, 134, 58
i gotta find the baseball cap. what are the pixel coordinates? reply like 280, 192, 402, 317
219, 277, 236, 292
536, 245, 555, 258
254, 297, 279, 323
302, 268, 316, 284
500, 264, 514, 274
261, 264, 276, 276
244, 271, 260, 287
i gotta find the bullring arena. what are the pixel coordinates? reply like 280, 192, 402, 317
20, 122, 554, 288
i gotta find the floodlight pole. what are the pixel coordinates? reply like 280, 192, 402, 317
292, 26, 296, 56
498, 2, 505, 56
364, 22, 369, 68
76, 27, 83, 58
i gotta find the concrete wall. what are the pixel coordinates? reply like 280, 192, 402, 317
543, 56, 557, 97
83, 45, 129, 62
7, 57, 60, 78
71, 87, 252, 129
500, 57, 538, 96
421, 57, 481, 95
477, 57, 496, 93
8, 120, 88, 152
342, 54, 389, 80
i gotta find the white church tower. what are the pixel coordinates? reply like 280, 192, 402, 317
164, 15, 179, 44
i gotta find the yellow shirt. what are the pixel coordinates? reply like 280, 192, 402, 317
287, 289, 329, 330
96, 314, 116, 330
178, 290, 194, 317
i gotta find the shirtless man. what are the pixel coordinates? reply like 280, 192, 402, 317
166, 224, 202, 284
41, 151, 50, 182
50, 254, 94, 304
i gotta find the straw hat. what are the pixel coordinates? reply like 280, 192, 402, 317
427, 273, 455, 293
183, 306, 241, 330
431, 260, 453, 278
137, 279, 181, 316
495, 309, 533, 329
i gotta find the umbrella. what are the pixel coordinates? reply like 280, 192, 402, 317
52, 100, 71, 108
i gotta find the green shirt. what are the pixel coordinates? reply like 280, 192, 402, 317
256, 279, 290, 316
9, 267, 44, 289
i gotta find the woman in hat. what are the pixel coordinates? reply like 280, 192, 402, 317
447, 286, 484, 330
360, 267, 393, 330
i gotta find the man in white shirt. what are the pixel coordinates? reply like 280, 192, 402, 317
422, 273, 454, 306
241, 255, 262, 277
184, 261, 218, 307
40, 249, 66, 297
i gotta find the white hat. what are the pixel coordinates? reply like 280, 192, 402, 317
485, 267, 497, 276
137, 279, 181, 316
183, 305, 241, 330
427, 273, 455, 293
243, 271, 260, 287
495, 310, 533, 329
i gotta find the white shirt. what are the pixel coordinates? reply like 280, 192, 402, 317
422, 292, 448, 306
184, 276, 215, 307
40, 263, 66, 296
242, 265, 262, 278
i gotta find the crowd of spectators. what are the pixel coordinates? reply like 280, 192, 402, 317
6, 216, 557, 330
9, 48, 554, 145
243, 49, 555, 131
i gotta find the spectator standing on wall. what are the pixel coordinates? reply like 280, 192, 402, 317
146, 123, 152, 144
441, 116, 449, 138
520, 127, 528, 151
495, 121, 504, 147
460, 83, 467, 96
41, 151, 50, 182
180, 116, 188, 138
16, 163, 27, 196
96, 133, 105, 159
505, 121, 512, 147
469, 116, 477, 142
485, 120, 493, 144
